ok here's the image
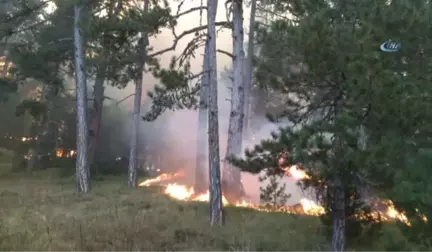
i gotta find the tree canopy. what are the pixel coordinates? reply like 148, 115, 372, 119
233, 0, 432, 249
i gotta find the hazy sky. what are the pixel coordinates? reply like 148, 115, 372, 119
105, 0, 252, 106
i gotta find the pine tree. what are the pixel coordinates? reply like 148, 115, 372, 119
232, 0, 432, 250
73, 0, 91, 193
207, 0, 224, 226
223, 0, 246, 204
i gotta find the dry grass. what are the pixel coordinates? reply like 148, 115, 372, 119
0, 153, 409, 251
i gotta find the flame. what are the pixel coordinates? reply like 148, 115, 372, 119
299, 198, 325, 215
282, 165, 311, 180
139, 171, 419, 226
55, 148, 76, 158
66, 150, 76, 158
383, 200, 409, 224
56, 148, 64, 157
165, 183, 194, 200
139, 172, 324, 215
138, 171, 184, 187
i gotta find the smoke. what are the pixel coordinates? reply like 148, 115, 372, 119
96, 0, 311, 205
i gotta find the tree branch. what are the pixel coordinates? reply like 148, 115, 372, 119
148, 21, 231, 58
116, 93, 135, 105
175, 6, 207, 18
217, 49, 233, 58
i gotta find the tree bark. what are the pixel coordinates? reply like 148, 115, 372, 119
87, 0, 121, 167
223, 0, 246, 204
331, 178, 346, 252
88, 71, 105, 166
128, 0, 149, 188
195, 41, 210, 193
73, 1, 91, 193
207, 0, 224, 226
243, 0, 256, 139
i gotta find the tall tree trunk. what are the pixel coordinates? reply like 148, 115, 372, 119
207, 0, 224, 226
87, 0, 121, 167
331, 178, 346, 252
88, 72, 105, 166
74, 1, 90, 193
195, 41, 210, 193
27, 85, 54, 173
26, 84, 46, 173
223, 0, 245, 204
128, 0, 149, 188
242, 0, 256, 139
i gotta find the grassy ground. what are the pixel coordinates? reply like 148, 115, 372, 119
0, 152, 411, 250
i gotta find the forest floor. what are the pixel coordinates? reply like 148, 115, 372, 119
0, 154, 410, 250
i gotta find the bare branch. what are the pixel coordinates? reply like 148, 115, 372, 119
11, 19, 49, 35
148, 21, 231, 58
175, 6, 207, 18
116, 93, 135, 105
217, 49, 233, 58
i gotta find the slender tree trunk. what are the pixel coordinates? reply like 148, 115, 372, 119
26, 84, 46, 173
195, 41, 210, 193
87, 0, 121, 168
243, 0, 256, 139
128, 0, 149, 188
27, 86, 54, 173
331, 178, 346, 252
73, 1, 90, 193
207, 0, 224, 226
88, 72, 105, 166
223, 0, 245, 204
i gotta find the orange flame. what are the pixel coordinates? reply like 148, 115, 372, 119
139, 172, 325, 215
282, 165, 311, 180
139, 171, 418, 225
56, 148, 64, 157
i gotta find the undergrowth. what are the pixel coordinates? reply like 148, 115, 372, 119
0, 158, 414, 250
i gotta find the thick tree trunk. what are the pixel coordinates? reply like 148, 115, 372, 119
223, 0, 245, 204
195, 41, 210, 193
243, 0, 256, 139
73, 1, 90, 193
88, 72, 105, 166
331, 179, 346, 252
207, 0, 224, 226
128, 0, 149, 188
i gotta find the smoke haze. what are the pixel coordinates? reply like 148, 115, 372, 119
98, 0, 312, 205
